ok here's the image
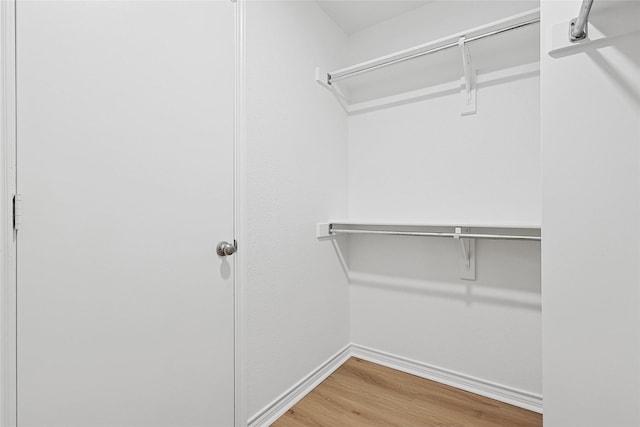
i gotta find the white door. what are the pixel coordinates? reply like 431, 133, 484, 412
16, 1, 236, 426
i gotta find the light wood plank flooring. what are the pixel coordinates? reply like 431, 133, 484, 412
273, 358, 542, 427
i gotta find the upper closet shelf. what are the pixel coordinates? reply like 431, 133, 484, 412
316, 8, 540, 115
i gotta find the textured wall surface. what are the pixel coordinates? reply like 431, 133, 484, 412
245, 0, 350, 418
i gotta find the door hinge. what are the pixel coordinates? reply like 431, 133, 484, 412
13, 193, 22, 231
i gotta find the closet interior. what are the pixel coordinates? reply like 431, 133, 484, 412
246, 0, 542, 424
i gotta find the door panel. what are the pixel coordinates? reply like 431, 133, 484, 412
16, 1, 235, 426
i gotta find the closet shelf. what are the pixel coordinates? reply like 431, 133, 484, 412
316, 8, 540, 115
316, 221, 541, 241
317, 221, 541, 281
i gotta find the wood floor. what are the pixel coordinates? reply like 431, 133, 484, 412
273, 358, 542, 427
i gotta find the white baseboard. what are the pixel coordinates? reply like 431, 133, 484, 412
248, 343, 542, 426
247, 345, 352, 427
351, 344, 543, 414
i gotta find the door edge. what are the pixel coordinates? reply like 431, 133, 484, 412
0, 0, 18, 425
233, 1, 247, 426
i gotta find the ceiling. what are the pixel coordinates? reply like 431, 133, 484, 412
316, 1, 432, 35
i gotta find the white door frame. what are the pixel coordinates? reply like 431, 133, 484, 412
0, 0, 17, 424
0, 1, 246, 425
233, 0, 247, 426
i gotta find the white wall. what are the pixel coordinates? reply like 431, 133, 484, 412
346, 1, 543, 398
348, 75, 541, 224
245, 0, 350, 419
541, 1, 640, 425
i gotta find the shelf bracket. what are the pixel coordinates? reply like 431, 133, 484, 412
458, 37, 477, 116
316, 222, 333, 239
454, 227, 476, 280
315, 67, 349, 113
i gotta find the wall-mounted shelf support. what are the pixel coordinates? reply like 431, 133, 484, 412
315, 67, 349, 113
548, 2, 639, 56
569, 0, 594, 42
454, 227, 476, 280
458, 37, 477, 116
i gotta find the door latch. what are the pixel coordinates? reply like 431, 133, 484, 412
13, 193, 22, 231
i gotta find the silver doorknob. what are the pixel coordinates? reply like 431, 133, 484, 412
216, 241, 237, 257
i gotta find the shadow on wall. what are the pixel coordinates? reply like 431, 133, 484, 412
339, 235, 541, 311
586, 46, 640, 109
549, 2, 640, 107
348, 65, 540, 116
330, 236, 350, 279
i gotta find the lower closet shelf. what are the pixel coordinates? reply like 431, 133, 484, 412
317, 221, 541, 241
316, 221, 541, 281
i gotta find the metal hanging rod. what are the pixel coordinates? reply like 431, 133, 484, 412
569, 0, 594, 41
317, 222, 541, 280
329, 228, 540, 241
329, 16, 540, 84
